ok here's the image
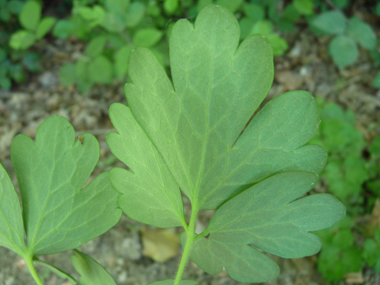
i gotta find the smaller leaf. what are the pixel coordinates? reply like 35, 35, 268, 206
133, 28, 163, 48
85, 36, 107, 58
36, 17, 56, 39
346, 17, 376, 50
125, 2, 145, 28
148, 279, 198, 285
7, 0, 24, 14
0, 76, 11, 89
88, 56, 113, 84
77, 5, 105, 27
53, 19, 75, 39
215, 0, 243, 13
266, 34, 288, 56
293, 0, 313, 15
164, 0, 178, 15
332, 0, 348, 8
373, 71, 380, 89
369, 136, 380, 156
311, 11, 346, 35
59, 63, 77, 86
19, 0, 41, 31
33, 259, 76, 285
9, 30, 36, 50
328, 35, 358, 69
71, 250, 116, 285
243, 3, 264, 21
114, 45, 133, 78
22, 52, 41, 72
251, 20, 273, 36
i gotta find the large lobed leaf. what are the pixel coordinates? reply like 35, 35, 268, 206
0, 115, 121, 257
108, 4, 345, 282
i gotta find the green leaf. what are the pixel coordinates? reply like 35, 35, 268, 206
23, 52, 41, 72
36, 17, 56, 39
0, 76, 11, 89
10, 115, 121, 255
243, 3, 264, 21
215, 0, 243, 13
114, 45, 133, 78
107, 103, 186, 228
293, 0, 313, 15
373, 71, 380, 89
185, 172, 345, 283
7, 0, 24, 14
266, 34, 288, 56
310, 11, 346, 35
148, 279, 198, 285
9, 30, 36, 50
109, 5, 344, 282
77, 5, 105, 27
124, 2, 145, 28
363, 238, 380, 266
346, 17, 376, 50
318, 245, 363, 281
9, 63, 25, 82
369, 136, 380, 156
0, 162, 26, 257
251, 20, 273, 36
53, 19, 75, 39
328, 35, 358, 69
239, 17, 255, 39
85, 36, 107, 58
133, 28, 163, 48
19, 0, 41, 31
332, 0, 348, 8
120, 5, 327, 212
59, 63, 77, 86
88, 56, 113, 84
33, 259, 76, 285
164, 0, 178, 15
71, 249, 116, 285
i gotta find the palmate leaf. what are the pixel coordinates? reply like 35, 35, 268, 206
108, 4, 345, 282
183, 172, 345, 282
0, 115, 121, 259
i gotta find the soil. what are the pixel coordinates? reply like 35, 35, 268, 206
0, 24, 379, 285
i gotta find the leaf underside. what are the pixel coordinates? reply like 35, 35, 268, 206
0, 116, 121, 258
108, 4, 345, 282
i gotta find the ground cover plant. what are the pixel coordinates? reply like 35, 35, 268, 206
0, 4, 347, 284
310, 99, 380, 281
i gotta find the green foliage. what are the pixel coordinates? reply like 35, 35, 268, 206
311, 98, 380, 281
310, 11, 377, 69
0, 115, 121, 284
9, 0, 56, 50
71, 250, 117, 285
107, 5, 344, 283
316, 217, 363, 281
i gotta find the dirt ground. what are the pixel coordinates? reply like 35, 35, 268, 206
0, 25, 379, 285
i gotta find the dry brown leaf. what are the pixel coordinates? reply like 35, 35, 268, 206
141, 228, 179, 263
344, 272, 364, 284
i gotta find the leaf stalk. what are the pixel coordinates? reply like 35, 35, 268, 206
24, 254, 44, 285
174, 203, 198, 285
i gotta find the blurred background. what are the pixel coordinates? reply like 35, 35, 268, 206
0, 0, 379, 284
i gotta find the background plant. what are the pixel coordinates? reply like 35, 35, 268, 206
311, 98, 380, 281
